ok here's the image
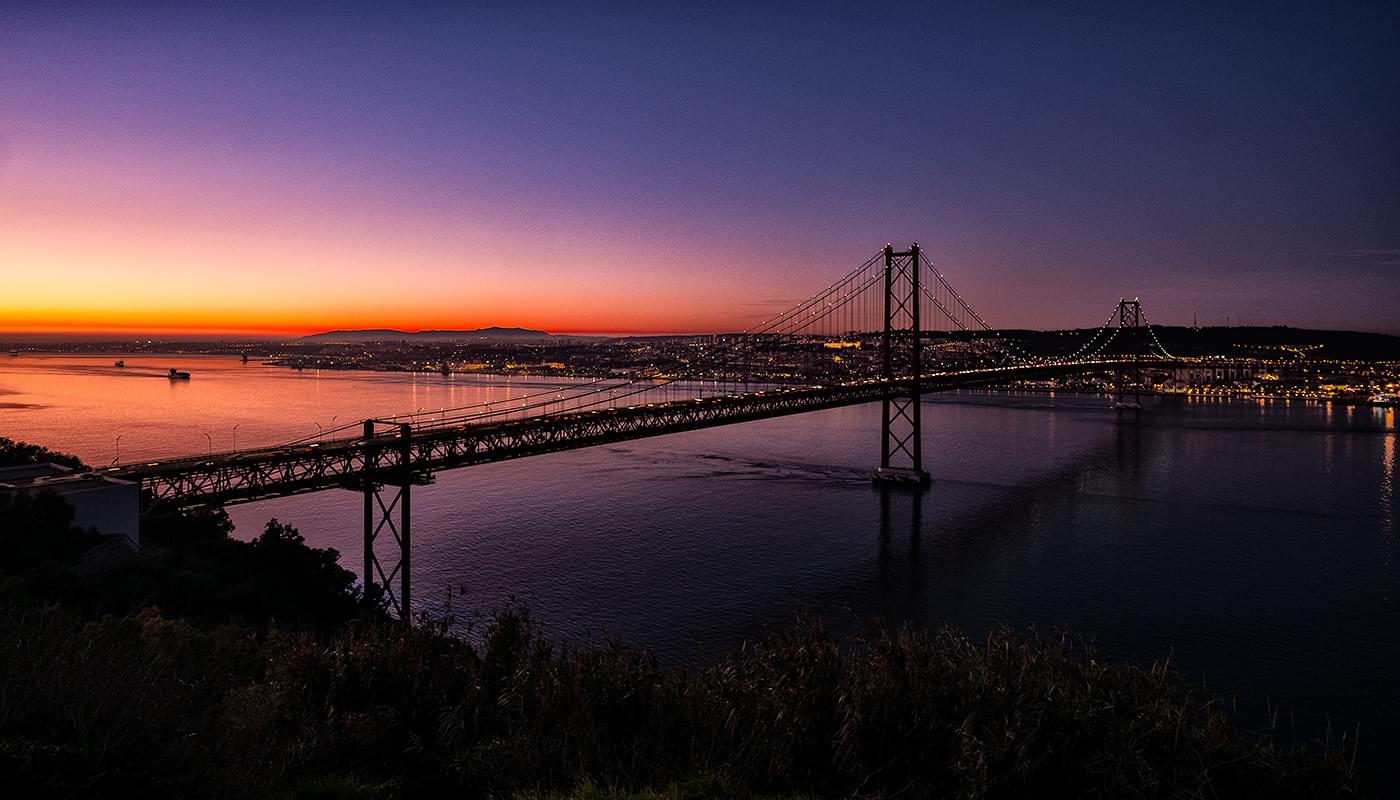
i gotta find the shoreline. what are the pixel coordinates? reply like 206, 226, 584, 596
6, 350, 1396, 409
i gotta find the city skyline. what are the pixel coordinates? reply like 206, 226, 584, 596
2, 2, 1397, 336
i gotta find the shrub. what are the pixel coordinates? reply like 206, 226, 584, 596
0, 491, 100, 576
0, 437, 86, 470
0, 598, 267, 798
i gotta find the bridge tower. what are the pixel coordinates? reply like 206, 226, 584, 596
362, 420, 414, 618
1114, 298, 1144, 410
874, 243, 931, 486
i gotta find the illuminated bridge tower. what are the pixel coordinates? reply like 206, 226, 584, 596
874, 243, 931, 487
1114, 298, 1144, 410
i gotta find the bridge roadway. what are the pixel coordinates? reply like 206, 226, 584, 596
108, 358, 1172, 508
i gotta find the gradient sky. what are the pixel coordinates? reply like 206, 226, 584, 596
2, 1, 1397, 335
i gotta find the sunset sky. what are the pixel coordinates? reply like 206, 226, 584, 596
2, 2, 1397, 336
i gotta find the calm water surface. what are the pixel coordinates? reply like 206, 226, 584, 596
2, 354, 1396, 771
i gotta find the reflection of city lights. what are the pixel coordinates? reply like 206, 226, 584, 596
1381, 428, 1394, 542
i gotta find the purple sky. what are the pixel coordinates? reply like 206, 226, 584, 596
2, 1, 1397, 334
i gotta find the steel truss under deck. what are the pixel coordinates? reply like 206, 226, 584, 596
114, 359, 1171, 509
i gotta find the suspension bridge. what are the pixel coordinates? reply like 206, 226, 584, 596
106, 244, 1177, 616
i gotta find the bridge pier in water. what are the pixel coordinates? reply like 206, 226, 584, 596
874, 243, 931, 488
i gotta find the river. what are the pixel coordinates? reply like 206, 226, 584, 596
2, 353, 1396, 770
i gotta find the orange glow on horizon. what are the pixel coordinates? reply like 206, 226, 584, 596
0, 146, 791, 340
0, 320, 728, 338
0, 305, 746, 338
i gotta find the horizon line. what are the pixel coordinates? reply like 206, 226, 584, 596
3, 322, 1400, 342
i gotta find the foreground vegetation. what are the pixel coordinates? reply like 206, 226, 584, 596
0, 440, 1359, 798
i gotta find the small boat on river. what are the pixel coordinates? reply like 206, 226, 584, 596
168, 368, 191, 381
114, 360, 125, 367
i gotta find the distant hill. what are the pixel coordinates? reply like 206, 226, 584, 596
302, 326, 554, 342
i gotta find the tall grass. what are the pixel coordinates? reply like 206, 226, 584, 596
230, 612, 1354, 798
0, 597, 1359, 798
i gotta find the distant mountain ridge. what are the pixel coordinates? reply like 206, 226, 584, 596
302, 326, 554, 342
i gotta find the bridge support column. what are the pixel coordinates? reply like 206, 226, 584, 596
875, 243, 931, 487
1114, 298, 1143, 411
363, 421, 413, 619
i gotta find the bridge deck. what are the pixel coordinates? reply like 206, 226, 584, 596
106, 359, 1171, 507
